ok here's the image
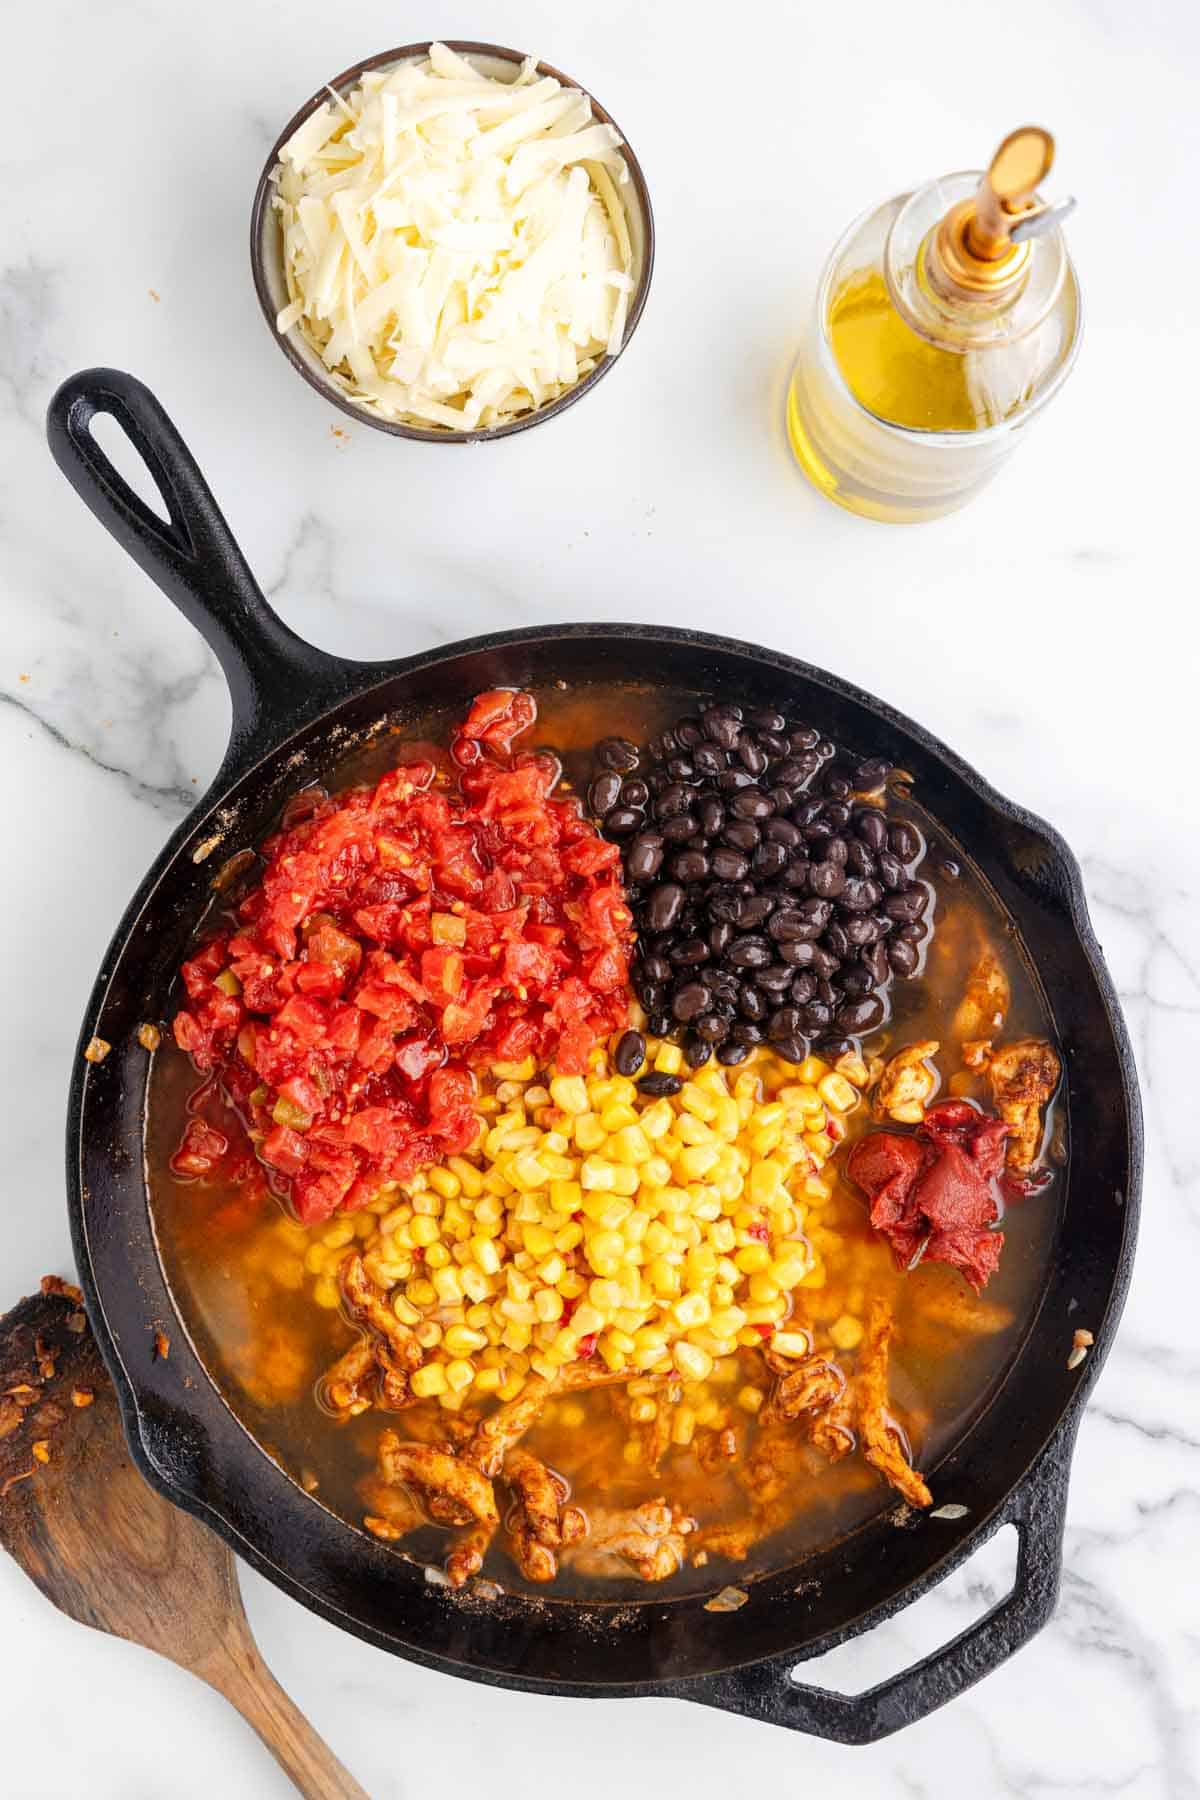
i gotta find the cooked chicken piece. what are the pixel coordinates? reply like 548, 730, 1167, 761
360, 1471, 422, 1543
952, 949, 1010, 1041
463, 1375, 555, 1477
872, 1040, 941, 1124
445, 1518, 497, 1588
695, 1425, 740, 1475
987, 1038, 1062, 1172
503, 1449, 586, 1583
961, 1038, 993, 1070
853, 1302, 932, 1510
339, 1253, 423, 1373
762, 1352, 846, 1424
567, 1499, 695, 1583
907, 1285, 1014, 1338
321, 1337, 377, 1415
377, 1431, 498, 1529
560, 1361, 640, 1391
807, 1391, 857, 1463
642, 1399, 675, 1474
692, 1518, 757, 1562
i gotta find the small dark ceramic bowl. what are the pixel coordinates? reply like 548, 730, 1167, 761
250, 41, 655, 443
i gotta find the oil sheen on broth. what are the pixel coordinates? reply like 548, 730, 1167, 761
146, 681, 1063, 1597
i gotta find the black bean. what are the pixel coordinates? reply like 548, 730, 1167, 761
769, 910, 818, 944
596, 735, 639, 772
810, 860, 846, 899
621, 778, 649, 809
661, 813, 700, 844
824, 802, 852, 830
730, 791, 775, 821
774, 1033, 809, 1064
780, 939, 818, 967
670, 937, 711, 966
683, 1033, 712, 1069
639, 1071, 683, 1096
726, 935, 772, 969
637, 980, 667, 1012
697, 796, 725, 836
863, 942, 891, 986
846, 841, 876, 879
839, 876, 881, 912
721, 821, 761, 853
627, 833, 665, 881
667, 757, 696, 783
802, 1001, 832, 1031
889, 821, 922, 863
693, 743, 727, 777
758, 732, 790, 759
822, 922, 850, 960
790, 725, 819, 750
605, 807, 643, 835
822, 835, 847, 867
815, 1036, 855, 1061
614, 1030, 647, 1076
790, 972, 817, 1004
717, 768, 757, 793
896, 921, 926, 943
747, 708, 786, 733
835, 994, 886, 1034
670, 849, 710, 883
654, 782, 692, 818
824, 774, 852, 802
737, 893, 776, 929
675, 720, 704, 748
854, 758, 891, 789
792, 797, 825, 827
646, 882, 685, 931
706, 887, 743, 923
877, 850, 907, 891
883, 885, 929, 923
810, 947, 841, 979
708, 920, 734, 956
854, 809, 888, 852
781, 859, 810, 891
753, 841, 790, 877
763, 817, 802, 849
711, 847, 750, 881
754, 964, 794, 994
738, 985, 768, 1022
816, 739, 836, 762
589, 772, 623, 815
766, 786, 798, 815
768, 1004, 804, 1042
887, 938, 920, 976
671, 981, 710, 1022
717, 1039, 752, 1066
843, 914, 880, 947
697, 1012, 731, 1043
639, 953, 671, 983
730, 1020, 766, 1046
738, 738, 768, 775
840, 966, 874, 997
701, 704, 743, 749
647, 1011, 672, 1036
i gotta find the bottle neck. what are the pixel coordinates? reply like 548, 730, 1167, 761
884, 172, 1068, 353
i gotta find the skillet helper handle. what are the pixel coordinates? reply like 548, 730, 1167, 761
681, 1419, 1076, 1745
45, 367, 353, 755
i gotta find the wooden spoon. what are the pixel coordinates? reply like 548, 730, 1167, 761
0, 1279, 369, 1799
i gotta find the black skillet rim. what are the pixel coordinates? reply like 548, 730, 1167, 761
66, 622, 1142, 1697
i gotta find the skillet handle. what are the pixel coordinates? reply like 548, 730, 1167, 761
46, 367, 357, 767
676, 1416, 1077, 1745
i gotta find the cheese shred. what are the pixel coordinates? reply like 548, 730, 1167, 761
271, 46, 635, 431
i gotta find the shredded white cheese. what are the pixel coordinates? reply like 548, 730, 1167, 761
271, 44, 634, 431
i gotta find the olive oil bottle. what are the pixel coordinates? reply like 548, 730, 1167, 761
788, 128, 1081, 522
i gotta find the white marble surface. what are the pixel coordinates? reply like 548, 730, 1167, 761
3, 1, 1199, 1794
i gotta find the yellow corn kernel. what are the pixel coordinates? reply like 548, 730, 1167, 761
829, 1313, 865, 1352
674, 1341, 714, 1382
475, 1192, 505, 1225
502, 1321, 532, 1353
686, 1244, 719, 1287
677, 1144, 720, 1181
426, 1165, 460, 1202
639, 1099, 675, 1141
805, 1131, 834, 1162
571, 1302, 605, 1338
497, 1373, 526, 1402
587, 1228, 626, 1268
771, 1255, 810, 1290
797, 1057, 827, 1085
493, 1057, 537, 1081
548, 1179, 581, 1216
580, 1157, 617, 1192
424, 1244, 451, 1271
559, 1269, 586, 1298
432, 1267, 463, 1305
446, 1156, 482, 1198
673, 1292, 711, 1330
735, 1242, 771, 1275
679, 1083, 718, 1122
589, 1278, 623, 1313
474, 1366, 503, 1393
737, 1384, 765, 1414
411, 1215, 441, 1249
534, 1288, 563, 1323
709, 1305, 748, 1339
629, 1397, 658, 1424
443, 1325, 487, 1357
672, 1404, 697, 1446
411, 1363, 448, 1398
834, 1051, 870, 1088
416, 1320, 444, 1349
321, 1220, 355, 1250
406, 1277, 437, 1308
312, 1275, 340, 1309
653, 1042, 684, 1075
549, 1076, 589, 1115
470, 1235, 502, 1276
444, 1358, 475, 1393
770, 1330, 811, 1359
648, 1256, 682, 1298
744, 1299, 788, 1325
818, 1073, 858, 1114
748, 1272, 781, 1305
598, 1338, 628, 1374
573, 1114, 608, 1153
709, 1218, 736, 1253
606, 1328, 637, 1356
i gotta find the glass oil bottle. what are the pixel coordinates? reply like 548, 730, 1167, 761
787, 128, 1082, 522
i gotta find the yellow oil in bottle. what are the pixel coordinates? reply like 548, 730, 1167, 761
824, 271, 986, 430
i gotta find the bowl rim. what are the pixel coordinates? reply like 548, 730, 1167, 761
248, 40, 656, 444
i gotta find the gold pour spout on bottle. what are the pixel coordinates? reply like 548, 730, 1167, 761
926, 127, 1077, 306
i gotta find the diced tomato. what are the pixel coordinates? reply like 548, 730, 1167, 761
260, 1125, 308, 1176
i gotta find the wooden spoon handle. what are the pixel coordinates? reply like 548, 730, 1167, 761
200, 1638, 371, 1799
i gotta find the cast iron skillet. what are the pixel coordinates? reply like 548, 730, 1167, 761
47, 367, 1141, 1745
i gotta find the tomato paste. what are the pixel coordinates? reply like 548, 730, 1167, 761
846, 1099, 1011, 1292
172, 691, 632, 1222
